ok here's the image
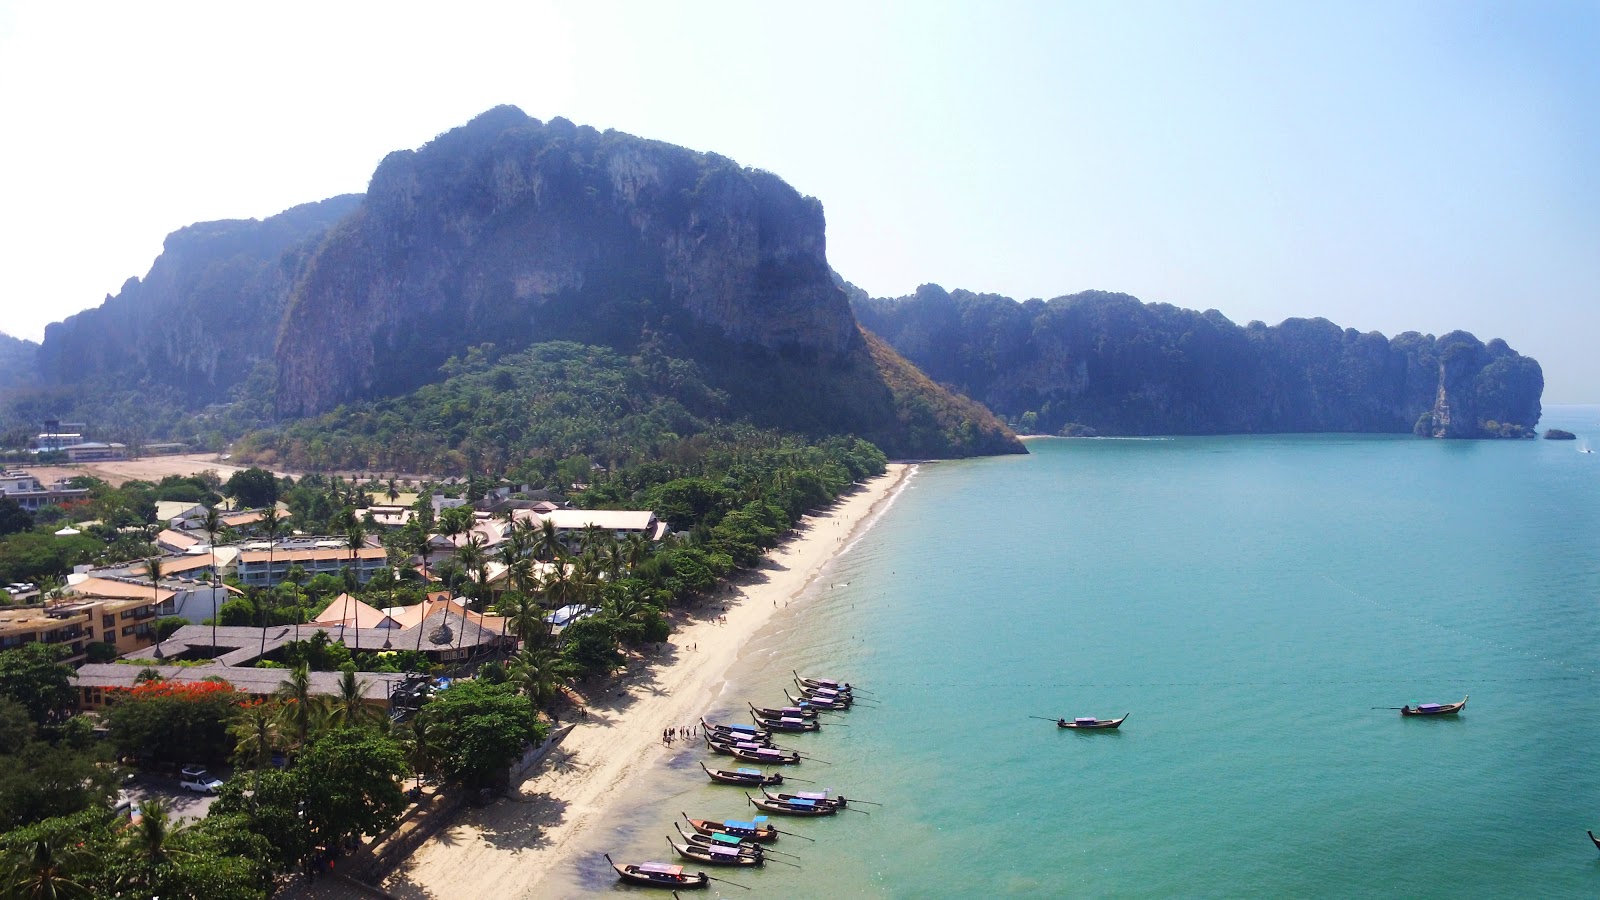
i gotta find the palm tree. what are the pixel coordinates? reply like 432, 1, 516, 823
2, 839, 93, 900
507, 645, 560, 709
326, 667, 375, 729
399, 713, 437, 793
121, 797, 192, 873
386, 477, 400, 504
229, 701, 281, 788
531, 518, 564, 563
275, 664, 321, 750
456, 535, 490, 609
494, 591, 546, 649
197, 505, 225, 653
257, 506, 283, 660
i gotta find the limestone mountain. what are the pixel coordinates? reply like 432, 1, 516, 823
35, 195, 362, 405
852, 284, 1543, 438
273, 107, 1020, 458
0, 333, 39, 394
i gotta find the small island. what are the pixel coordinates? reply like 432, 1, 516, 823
1544, 429, 1578, 440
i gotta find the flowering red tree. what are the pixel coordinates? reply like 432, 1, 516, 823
105, 678, 248, 765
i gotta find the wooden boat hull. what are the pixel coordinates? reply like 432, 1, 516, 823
671, 839, 763, 867
700, 761, 782, 787
1056, 713, 1129, 729
605, 854, 709, 890
1589, 830, 1600, 852
750, 703, 818, 720
725, 745, 802, 765
701, 718, 772, 741
676, 823, 767, 855
749, 716, 821, 732
762, 788, 845, 809
683, 813, 778, 843
705, 735, 776, 755
747, 792, 838, 816
1400, 696, 1468, 716
786, 688, 849, 710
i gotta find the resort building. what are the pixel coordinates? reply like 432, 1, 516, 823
234, 538, 388, 587
0, 470, 90, 511
64, 572, 234, 629
0, 589, 192, 665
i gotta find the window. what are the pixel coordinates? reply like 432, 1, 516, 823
103, 631, 114, 643
102, 615, 114, 628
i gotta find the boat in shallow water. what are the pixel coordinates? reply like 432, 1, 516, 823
670, 837, 765, 866
1400, 696, 1468, 716
681, 811, 779, 843
700, 761, 783, 787
748, 791, 839, 816
605, 854, 709, 889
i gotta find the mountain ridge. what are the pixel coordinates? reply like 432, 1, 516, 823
851, 283, 1543, 439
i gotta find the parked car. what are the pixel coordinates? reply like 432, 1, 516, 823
179, 766, 223, 794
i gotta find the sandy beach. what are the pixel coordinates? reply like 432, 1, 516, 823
378, 463, 910, 899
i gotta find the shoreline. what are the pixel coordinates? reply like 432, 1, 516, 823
380, 463, 913, 899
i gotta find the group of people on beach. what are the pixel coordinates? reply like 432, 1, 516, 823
662, 724, 702, 745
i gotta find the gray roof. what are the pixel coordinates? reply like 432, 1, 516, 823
125, 617, 511, 668
73, 663, 408, 702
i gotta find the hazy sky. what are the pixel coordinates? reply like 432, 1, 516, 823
1, 2, 1595, 399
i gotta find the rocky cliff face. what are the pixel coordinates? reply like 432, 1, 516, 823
35, 196, 361, 404
853, 285, 1543, 438
0, 333, 39, 394
276, 107, 861, 417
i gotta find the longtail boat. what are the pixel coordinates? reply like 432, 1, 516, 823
605, 854, 709, 889
675, 822, 769, 856
1056, 713, 1129, 730
749, 702, 819, 720
747, 791, 838, 817
761, 788, 846, 809
705, 734, 776, 755
1588, 830, 1600, 852
785, 688, 849, 710
793, 677, 853, 699
748, 713, 821, 733
669, 837, 763, 867
682, 811, 779, 843
725, 744, 802, 765
1400, 696, 1468, 716
700, 761, 783, 787
794, 671, 855, 692
700, 718, 772, 741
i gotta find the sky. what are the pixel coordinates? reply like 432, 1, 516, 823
1, 1, 1596, 400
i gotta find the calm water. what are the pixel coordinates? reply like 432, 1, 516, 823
581, 406, 1600, 898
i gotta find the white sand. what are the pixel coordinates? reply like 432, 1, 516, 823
380, 464, 910, 899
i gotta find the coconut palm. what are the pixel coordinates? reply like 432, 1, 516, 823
2, 839, 93, 900
121, 797, 192, 869
507, 645, 561, 709
326, 667, 376, 729
229, 701, 281, 787
399, 713, 438, 792
198, 505, 225, 653
455, 535, 489, 608
275, 664, 321, 750
531, 518, 564, 562
257, 506, 283, 659
494, 591, 547, 648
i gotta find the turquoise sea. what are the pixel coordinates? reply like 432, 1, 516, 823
583, 405, 1600, 898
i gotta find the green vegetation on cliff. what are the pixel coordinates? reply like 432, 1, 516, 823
235, 337, 1009, 473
